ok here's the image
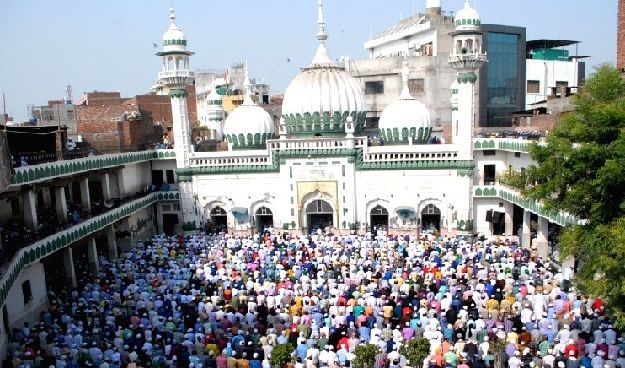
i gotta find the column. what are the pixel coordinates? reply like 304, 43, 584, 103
117, 170, 126, 198
80, 178, 91, 212
54, 186, 68, 223
87, 238, 99, 276
63, 247, 77, 289
536, 216, 550, 260
67, 183, 74, 203
106, 226, 118, 260
101, 173, 112, 201
42, 187, 52, 208
504, 201, 514, 236
521, 210, 531, 249
22, 190, 38, 230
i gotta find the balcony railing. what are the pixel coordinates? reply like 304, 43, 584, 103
0, 190, 180, 310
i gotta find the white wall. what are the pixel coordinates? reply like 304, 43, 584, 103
0, 261, 47, 359
526, 59, 581, 108
119, 161, 151, 195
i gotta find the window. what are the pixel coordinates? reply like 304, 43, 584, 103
555, 81, 569, 89
483, 150, 496, 156
515, 152, 521, 158
162, 204, 172, 212
484, 165, 496, 185
22, 280, 32, 305
166, 170, 175, 183
67, 110, 75, 120
408, 78, 425, 94
173, 204, 180, 211
365, 81, 384, 95
527, 80, 540, 94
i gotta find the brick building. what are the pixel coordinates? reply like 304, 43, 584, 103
616, 0, 625, 71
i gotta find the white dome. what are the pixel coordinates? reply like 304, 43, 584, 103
378, 62, 432, 144
282, 61, 365, 135
281, 0, 366, 136
162, 8, 188, 53
454, 0, 481, 30
223, 69, 274, 149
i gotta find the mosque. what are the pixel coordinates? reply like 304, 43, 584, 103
0, 1, 579, 355
161, 0, 572, 243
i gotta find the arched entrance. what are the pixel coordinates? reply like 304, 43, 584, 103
210, 207, 228, 233
255, 206, 274, 232
370, 205, 389, 230
306, 199, 333, 234
421, 204, 441, 231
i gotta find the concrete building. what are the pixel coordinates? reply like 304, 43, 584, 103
350, 0, 456, 131
478, 24, 527, 127
525, 40, 585, 109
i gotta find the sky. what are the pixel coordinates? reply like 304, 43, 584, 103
0, 0, 617, 121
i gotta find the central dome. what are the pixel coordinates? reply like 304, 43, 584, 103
281, 0, 365, 136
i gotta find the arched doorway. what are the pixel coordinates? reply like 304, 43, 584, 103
211, 207, 228, 233
370, 205, 389, 230
255, 206, 274, 232
421, 204, 441, 231
306, 199, 333, 234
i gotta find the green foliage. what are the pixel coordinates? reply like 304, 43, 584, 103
353, 344, 380, 368
399, 338, 430, 368
269, 343, 294, 368
508, 65, 625, 326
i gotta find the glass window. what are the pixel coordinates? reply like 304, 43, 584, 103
365, 81, 384, 95
527, 80, 540, 94
485, 32, 520, 127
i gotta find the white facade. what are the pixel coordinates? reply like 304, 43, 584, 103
526, 58, 584, 108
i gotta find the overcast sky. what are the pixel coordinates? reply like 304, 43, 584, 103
0, 0, 617, 121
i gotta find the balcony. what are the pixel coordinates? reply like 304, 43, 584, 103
0, 190, 179, 309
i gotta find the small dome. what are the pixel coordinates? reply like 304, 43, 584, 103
223, 67, 275, 149
454, 0, 481, 30
281, 0, 365, 136
379, 62, 432, 144
162, 8, 188, 52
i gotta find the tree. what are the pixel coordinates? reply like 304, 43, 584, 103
269, 343, 294, 368
353, 344, 380, 368
505, 65, 625, 325
399, 338, 430, 368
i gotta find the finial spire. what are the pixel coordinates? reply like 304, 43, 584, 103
399, 57, 414, 100
317, 0, 328, 43
169, 7, 176, 24
464, 0, 471, 8
242, 62, 254, 106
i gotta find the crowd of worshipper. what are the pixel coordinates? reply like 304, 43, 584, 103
5, 228, 625, 368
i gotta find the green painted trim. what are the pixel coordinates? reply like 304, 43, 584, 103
0, 191, 180, 309
283, 111, 366, 136
379, 127, 433, 144
169, 89, 188, 98
473, 185, 579, 227
163, 39, 187, 46
457, 72, 477, 84
473, 139, 530, 153
225, 133, 273, 149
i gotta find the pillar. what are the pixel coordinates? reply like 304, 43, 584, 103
117, 170, 126, 198
63, 247, 77, 289
106, 226, 118, 260
521, 210, 531, 248
80, 178, 91, 212
536, 216, 550, 260
54, 186, 68, 222
87, 238, 99, 276
22, 190, 38, 230
101, 173, 111, 201
504, 202, 514, 236
42, 187, 52, 208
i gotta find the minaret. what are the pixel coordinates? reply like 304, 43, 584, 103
449, 0, 487, 235
448, 0, 487, 159
157, 7, 195, 168
156, 8, 196, 227
311, 0, 333, 66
